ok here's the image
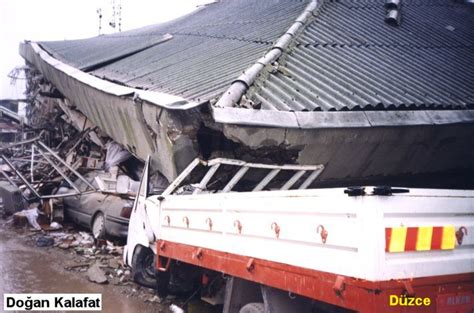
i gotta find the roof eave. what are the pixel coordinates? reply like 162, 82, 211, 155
20, 41, 203, 110
211, 106, 474, 128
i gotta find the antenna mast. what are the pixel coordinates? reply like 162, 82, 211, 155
97, 8, 103, 35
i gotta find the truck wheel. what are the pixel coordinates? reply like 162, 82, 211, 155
92, 213, 106, 239
132, 245, 158, 288
239, 303, 265, 313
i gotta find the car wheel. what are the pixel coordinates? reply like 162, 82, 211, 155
239, 303, 265, 313
92, 212, 106, 239
132, 245, 161, 289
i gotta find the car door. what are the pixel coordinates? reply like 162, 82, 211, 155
124, 156, 152, 266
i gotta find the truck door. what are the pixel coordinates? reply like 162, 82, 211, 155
124, 156, 151, 267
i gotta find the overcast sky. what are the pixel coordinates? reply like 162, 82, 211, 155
0, 0, 212, 100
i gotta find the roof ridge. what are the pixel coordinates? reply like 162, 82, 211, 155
297, 43, 474, 49
171, 31, 272, 45
214, 0, 323, 108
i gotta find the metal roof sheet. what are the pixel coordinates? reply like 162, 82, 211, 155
36, 0, 474, 113
39, 34, 172, 71
244, 0, 474, 111
91, 36, 267, 102
39, 0, 308, 103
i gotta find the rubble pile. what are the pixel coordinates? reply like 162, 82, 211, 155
28, 227, 131, 285
1, 65, 143, 204
0, 77, 145, 229
0, 66, 158, 297
0, 65, 192, 311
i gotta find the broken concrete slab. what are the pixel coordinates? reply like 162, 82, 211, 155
86, 262, 108, 284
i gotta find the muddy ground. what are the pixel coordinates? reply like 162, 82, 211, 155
0, 219, 184, 312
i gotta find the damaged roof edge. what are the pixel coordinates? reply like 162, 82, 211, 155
211, 107, 474, 128
19, 41, 203, 110
210, 0, 474, 128
214, 0, 321, 109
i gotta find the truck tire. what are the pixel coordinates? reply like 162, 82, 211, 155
132, 245, 158, 288
239, 303, 265, 313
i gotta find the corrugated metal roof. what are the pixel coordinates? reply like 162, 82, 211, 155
244, 0, 474, 111
39, 0, 308, 103
37, 0, 474, 112
39, 34, 172, 71
92, 36, 267, 102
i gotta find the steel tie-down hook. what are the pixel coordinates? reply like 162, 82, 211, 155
193, 248, 203, 260
205, 217, 213, 231
159, 241, 166, 251
288, 291, 296, 300
271, 222, 280, 239
456, 226, 468, 245
234, 220, 242, 234
246, 258, 255, 272
183, 216, 190, 228
317, 224, 328, 244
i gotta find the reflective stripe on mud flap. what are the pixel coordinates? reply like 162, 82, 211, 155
385, 226, 456, 252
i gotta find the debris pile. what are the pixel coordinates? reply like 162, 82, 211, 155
27, 227, 131, 286
0, 87, 145, 232
0, 67, 170, 300
0, 71, 155, 305
1, 65, 146, 207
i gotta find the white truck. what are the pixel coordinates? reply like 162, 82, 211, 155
124, 157, 474, 313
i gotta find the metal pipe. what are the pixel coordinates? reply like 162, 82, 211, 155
193, 164, 221, 195
0, 106, 24, 123
0, 155, 42, 199
37, 141, 96, 190
65, 128, 92, 158
281, 170, 306, 190
34, 145, 81, 193
253, 169, 281, 192
215, 0, 320, 108
0, 131, 44, 150
299, 168, 324, 189
0, 169, 19, 188
30, 144, 35, 183
385, 0, 401, 10
8, 158, 49, 164
162, 158, 202, 196
385, 9, 401, 26
222, 166, 249, 192
207, 158, 323, 171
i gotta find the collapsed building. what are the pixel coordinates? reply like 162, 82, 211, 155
19, 0, 474, 186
